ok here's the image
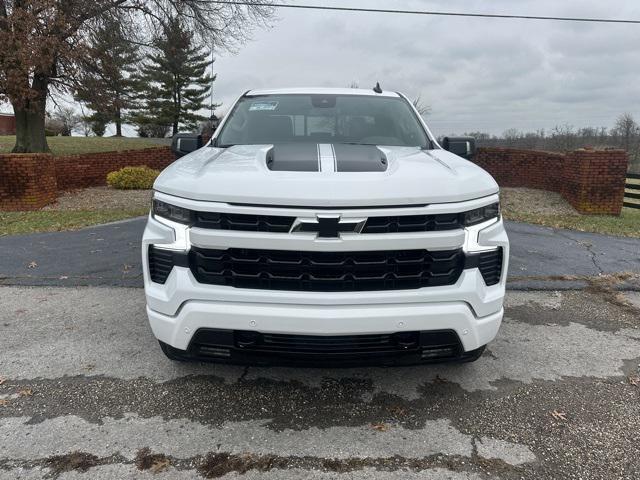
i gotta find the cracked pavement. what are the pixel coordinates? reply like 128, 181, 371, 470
1, 218, 638, 290
1, 286, 639, 479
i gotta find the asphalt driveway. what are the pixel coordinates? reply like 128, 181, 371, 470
0, 218, 639, 289
1, 219, 639, 479
0, 286, 639, 479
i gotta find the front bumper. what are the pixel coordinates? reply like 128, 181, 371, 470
142, 195, 509, 361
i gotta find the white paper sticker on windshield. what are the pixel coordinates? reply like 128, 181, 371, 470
249, 101, 279, 112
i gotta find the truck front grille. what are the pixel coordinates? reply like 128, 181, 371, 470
189, 247, 465, 292
189, 211, 464, 233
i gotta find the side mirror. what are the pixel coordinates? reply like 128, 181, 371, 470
171, 133, 203, 158
442, 137, 476, 160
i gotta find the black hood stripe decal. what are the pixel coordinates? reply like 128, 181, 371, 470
333, 144, 388, 172
267, 144, 320, 172
267, 144, 387, 173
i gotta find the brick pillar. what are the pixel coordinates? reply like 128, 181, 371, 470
0, 154, 58, 210
561, 149, 628, 215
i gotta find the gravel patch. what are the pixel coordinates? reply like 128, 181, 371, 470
44, 187, 152, 211
500, 188, 578, 216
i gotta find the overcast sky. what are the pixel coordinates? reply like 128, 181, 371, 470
211, 0, 640, 136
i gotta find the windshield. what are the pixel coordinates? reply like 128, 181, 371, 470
216, 94, 430, 148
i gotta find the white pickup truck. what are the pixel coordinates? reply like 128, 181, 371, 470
142, 87, 509, 366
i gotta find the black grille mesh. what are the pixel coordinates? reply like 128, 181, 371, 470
188, 328, 463, 360
189, 247, 465, 292
252, 333, 410, 355
194, 212, 295, 232
476, 248, 503, 286
361, 214, 461, 233
148, 246, 175, 284
150, 246, 504, 290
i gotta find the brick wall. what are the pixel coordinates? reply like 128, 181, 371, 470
474, 147, 628, 215
0, 114, 16, 135
55, 147, 176, 190
0, 154, 57, 210
562, 150, 628, 214
0, 145, 629, 214
0, 146, 175, 211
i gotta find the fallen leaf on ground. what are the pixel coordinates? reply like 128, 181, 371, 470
371, 423, 389, 432
0, 377, 6, 385
629, 375, 640, 386
28, 261, 38, 269
18, 389, 33, 397
0, 399, 8, 406
551, 410, 567, 421
151, 458, 170, 473
389, 406, 407, 417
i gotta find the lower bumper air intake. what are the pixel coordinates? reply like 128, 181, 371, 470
159, 328, 485, 366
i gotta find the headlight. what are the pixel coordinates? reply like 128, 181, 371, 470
462, 202, 500, 227
152, 199, 194, 224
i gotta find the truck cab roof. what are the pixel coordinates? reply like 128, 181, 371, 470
246, 87, 401, 98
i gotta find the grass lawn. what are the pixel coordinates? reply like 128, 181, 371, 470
503, 208, 640, 238
0, 209, 148, 236
0, 135, 164, 155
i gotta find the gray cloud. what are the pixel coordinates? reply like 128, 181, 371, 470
212, 0, 640, 135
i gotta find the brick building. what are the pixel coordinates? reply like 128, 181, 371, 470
0, 113, 16, 135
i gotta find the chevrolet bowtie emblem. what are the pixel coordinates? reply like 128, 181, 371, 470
291, 215, 367, 238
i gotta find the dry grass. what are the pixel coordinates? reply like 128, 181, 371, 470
501, 188, 577, 216
0, 209, 148, 236
501, 188, 640, 238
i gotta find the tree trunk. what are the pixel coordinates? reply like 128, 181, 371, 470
12, 103, 49, 153
172, 82, 179, 136
115, 107, 122, 137
11, 76, 50, 153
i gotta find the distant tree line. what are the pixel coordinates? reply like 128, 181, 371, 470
457, 113, 640, 168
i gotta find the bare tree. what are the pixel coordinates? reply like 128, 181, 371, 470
612, 113, 640, 162
412, 94, 431, 116
0, 0, 275, 152
465, 116, 639, 165
78, 105, 93, 137
52, 107, 80, 136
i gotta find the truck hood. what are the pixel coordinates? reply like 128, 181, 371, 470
154, 144, 499, 207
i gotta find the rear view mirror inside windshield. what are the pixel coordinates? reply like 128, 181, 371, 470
312, 95, 336, 108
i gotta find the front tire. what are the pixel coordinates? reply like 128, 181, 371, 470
159, 341, 189, 362
459, 345, 486, 363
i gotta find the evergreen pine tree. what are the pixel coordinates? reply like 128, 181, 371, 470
133, 18, 215, 136
75, 18, 140, 137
